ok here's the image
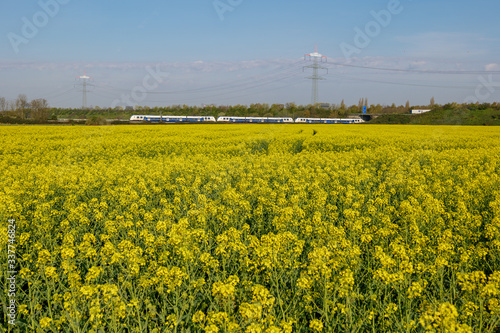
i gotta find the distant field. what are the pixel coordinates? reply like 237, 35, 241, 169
370, 104, 500, 126
1, 125, 500, 332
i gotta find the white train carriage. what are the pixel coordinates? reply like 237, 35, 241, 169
129, 115, 186, 122
295, 117, 324, 124
130, 115, 152, 121
295, 117, 364, 124
186, 116, 216, 122
266, 117, 294, 123
130, 115, 215, 122
245, 117, 268, 123
216, 116, 294, 123
217, 116, 247, 123
343, 118, 364, 123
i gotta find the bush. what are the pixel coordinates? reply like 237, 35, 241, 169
86, 116, 107, 125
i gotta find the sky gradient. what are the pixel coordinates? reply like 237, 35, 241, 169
1, 0, 499, 108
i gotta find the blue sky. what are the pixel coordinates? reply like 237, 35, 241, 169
1, 0, 499, 108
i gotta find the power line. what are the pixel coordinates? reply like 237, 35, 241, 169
89, 60, 306, 106
132, 68, 304, 104
333, 73, 477, 90
326, 60, 500, 75
95, 59, 307, 96
38, 58, 500, 108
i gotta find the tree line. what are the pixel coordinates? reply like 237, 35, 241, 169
2, 94, 486, 123
0, 94, 50, 121
35, 99, 438, 120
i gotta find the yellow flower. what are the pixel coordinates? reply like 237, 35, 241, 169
252, 284, 275, 309
15, 304, 27, 315
192, 311, 206, 324
80, 285, 97, 299
297, 275, 312, 290
212, 275, 239, 299
85, 266, 102, 282
239, 302, 262, 321
40, 317, 53, 328
205, 324, 219, 333
156, 266, 188, 293
309, 319, 323, 332
264, 326, 281, 333
61, 247, 76, 260
419, 302, 472, 332
37, 249, 52, 265
246, 323, 262, 333
407, 280, 427, 299
44, 266, 58, 279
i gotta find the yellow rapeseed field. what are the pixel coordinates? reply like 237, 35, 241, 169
1, 124, 500, 332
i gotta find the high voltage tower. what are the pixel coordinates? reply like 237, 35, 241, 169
75, 70, 94, 109
304, 44, 328, 105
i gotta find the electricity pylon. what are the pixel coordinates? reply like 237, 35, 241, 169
75, 70, 94, 109
304, 44, 328, 105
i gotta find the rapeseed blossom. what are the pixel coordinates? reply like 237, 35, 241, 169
1, 124, 500, 331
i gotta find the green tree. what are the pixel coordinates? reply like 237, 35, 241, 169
270, 104, 284, 117
286, 102, 297, 118
0, 97, 6, 112
31, 98, 49, 121
370, 104, 383, 113
16, 94, 29, 119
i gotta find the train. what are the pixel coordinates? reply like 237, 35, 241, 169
129, 115, 216, 122
130, 115, 364, 124
295, 117, 364, 124
216, 116, 294, 123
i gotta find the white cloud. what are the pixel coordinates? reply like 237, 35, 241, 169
0, 59, 300, 73
485, 63, 499, 71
